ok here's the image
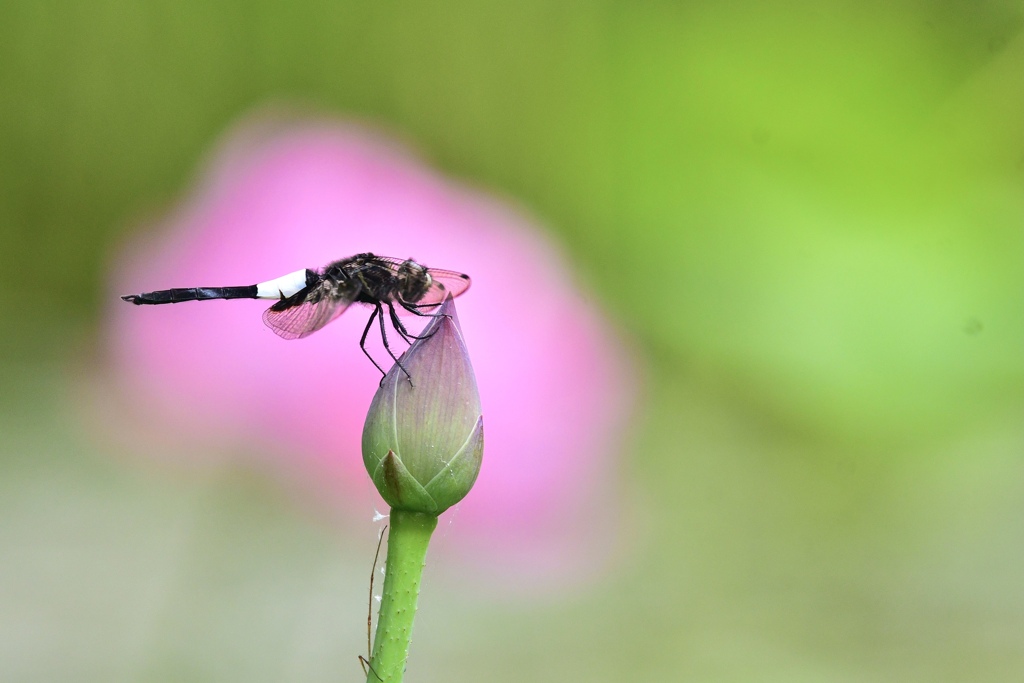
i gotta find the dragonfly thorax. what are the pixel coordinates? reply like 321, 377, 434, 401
321, 254, 434, 305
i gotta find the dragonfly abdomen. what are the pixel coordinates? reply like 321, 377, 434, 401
122, 286, 258, 305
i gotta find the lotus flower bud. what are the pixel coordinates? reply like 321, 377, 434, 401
362, 296, 483, 515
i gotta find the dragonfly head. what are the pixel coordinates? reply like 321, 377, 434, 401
396, 259, 432, 303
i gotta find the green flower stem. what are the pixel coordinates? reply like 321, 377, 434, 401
366, 508, 438, 683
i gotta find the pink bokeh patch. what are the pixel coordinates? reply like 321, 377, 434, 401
105, 117, 634, 589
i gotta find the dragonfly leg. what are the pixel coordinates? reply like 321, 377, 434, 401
387, 301, 433, 342
400, 300, 449, 320
386, 302, 415, 343
359, 306, 389, 378
376, 303, 413, 384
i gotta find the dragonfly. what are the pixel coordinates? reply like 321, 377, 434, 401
121, 253, 472, 380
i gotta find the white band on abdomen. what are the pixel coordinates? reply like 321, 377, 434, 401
256, 269, 308, 299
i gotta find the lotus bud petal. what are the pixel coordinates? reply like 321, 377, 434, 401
362, 296, 483, 514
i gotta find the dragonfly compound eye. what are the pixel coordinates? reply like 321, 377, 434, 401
397, 260, 432, 303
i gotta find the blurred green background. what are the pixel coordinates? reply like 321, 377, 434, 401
2, 2, 1022, 681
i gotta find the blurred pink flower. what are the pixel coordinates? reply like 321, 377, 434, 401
102, 117, 633, 590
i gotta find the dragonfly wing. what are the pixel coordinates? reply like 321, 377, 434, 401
262, 289, 355, 340
410, 268, 472, 307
